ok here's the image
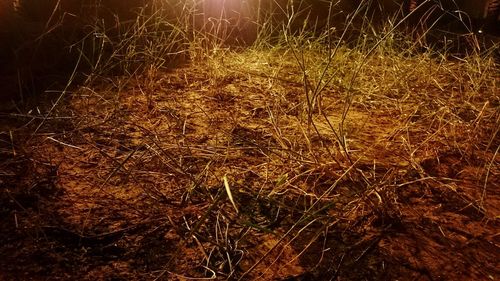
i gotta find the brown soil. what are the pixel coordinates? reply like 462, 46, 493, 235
0, 49, 499, 280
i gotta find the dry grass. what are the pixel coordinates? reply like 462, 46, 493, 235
1, 1, 499, 280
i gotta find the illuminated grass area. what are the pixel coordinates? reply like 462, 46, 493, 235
0, 1, 498, 280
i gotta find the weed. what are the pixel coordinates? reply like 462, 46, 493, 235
1, 0, 499, 280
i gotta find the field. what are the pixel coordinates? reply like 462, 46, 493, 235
0, 1, 499, 280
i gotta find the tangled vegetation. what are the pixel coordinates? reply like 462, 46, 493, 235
1, 1, 498, 280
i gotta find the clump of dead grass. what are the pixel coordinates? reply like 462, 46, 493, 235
2, 0, 499, 280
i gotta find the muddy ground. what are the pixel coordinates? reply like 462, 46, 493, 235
0, 48, 499, 280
